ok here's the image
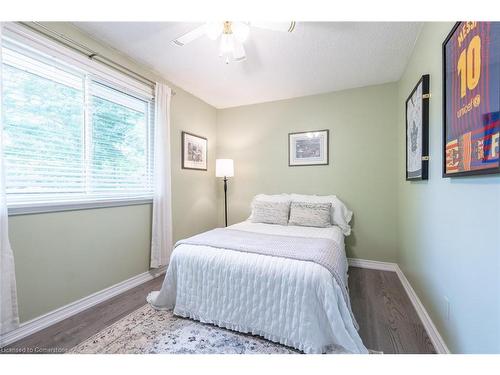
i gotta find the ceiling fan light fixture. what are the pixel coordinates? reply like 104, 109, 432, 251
172, 21, 295, 64
218, 33, 247, 63
232, 39, 246, 61
219, 33, 233, 55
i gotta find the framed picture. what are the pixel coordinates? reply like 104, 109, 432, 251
288, 129, 329, 166
182, 131, 207, 171
406, 74, 430, 180
442, 22, 500, 177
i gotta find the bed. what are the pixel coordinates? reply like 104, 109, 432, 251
147, 196, 367, 354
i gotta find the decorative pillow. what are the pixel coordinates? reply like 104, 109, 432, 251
289, 194, 353, 235
248, 194, 291, 220
288, 202, 332, 228
250, 200, 290, 226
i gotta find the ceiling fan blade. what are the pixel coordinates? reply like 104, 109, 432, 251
172, 25, 206, 46
250, 21, 296, 33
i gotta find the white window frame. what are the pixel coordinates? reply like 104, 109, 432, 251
2, 23, 155, 215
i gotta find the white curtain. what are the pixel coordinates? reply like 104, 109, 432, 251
0, 23, 20, 335
150, 83, 173, 268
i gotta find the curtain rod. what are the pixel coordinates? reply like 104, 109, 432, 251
18, 22, 176, 96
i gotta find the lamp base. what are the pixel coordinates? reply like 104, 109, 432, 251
223, 177, 228, 227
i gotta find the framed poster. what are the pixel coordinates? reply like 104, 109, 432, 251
181, 131, 207, 171
443, 22, 500, 177
288, 129, 329, 166
406, 74, 430, 180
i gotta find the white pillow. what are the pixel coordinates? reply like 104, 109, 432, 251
289, 194, 353, 236
248, 194, 291, 220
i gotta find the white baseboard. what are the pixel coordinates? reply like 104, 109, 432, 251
348, 258, 450, 354
393, 265, 451, 354
348, 257, 398, 272
0, 267, 166, 348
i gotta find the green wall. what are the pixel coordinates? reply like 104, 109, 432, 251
397, 22, 500, 353
216, 83, 399, 261
8, 23, 218, 323
9, 205, 151, 322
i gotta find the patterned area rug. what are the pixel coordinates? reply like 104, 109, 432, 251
68, 304, 352, 354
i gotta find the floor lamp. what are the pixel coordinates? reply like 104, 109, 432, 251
215, 159, 234, 227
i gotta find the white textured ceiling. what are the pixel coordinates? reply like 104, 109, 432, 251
73, 22, 421, 108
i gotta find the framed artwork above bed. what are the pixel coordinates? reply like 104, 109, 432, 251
288, 129, 329, 166
182, 131, 207, 171
406, 74, 430, 180
442, 22, 500, 177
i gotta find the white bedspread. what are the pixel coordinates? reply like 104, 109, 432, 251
147, 221, 367, 354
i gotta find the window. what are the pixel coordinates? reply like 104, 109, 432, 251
1, 37, 154, 212
89, 82, 153, 197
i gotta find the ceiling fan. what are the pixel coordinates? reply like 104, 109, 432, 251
172, 21, 296, 64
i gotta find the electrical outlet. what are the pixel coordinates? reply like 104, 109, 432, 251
444, 296, 450, 321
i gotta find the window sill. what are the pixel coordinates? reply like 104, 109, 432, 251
7, 196, 153, 216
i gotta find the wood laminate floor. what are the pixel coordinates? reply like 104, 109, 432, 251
4, 267, 436, 354
349, 267, 435, 353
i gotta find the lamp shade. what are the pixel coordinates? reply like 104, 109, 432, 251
216, 159, 234, 177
